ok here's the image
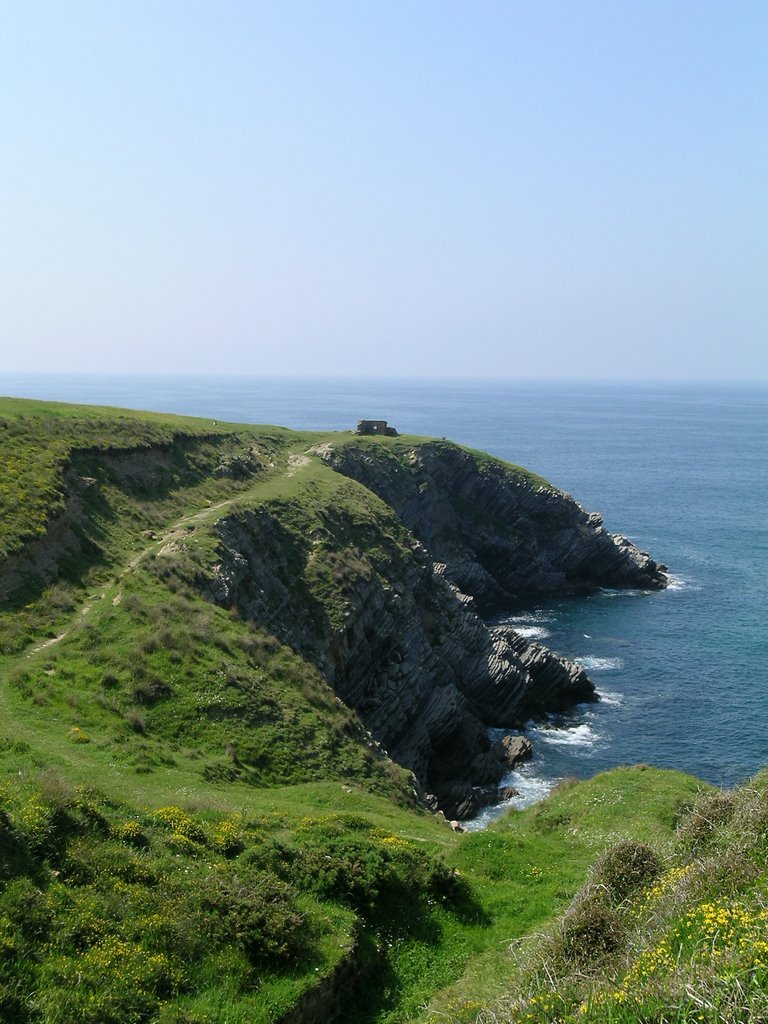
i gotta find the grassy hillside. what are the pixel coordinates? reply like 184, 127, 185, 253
0, 761, 703, 1024
0, 397, 744, 1023
463, 770, 768, 1024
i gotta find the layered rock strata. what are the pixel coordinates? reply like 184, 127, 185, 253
320, 440, 666, 608
207, 440, 666, 819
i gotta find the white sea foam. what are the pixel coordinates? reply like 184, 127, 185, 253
665, 574, 700, 592
578, 655, 624, 672
461, 812, 494, 832
462, 772, 557, 830
596, 688, 623, 707
505, 771, 558, 807
506, 611, 554, 625
513, 625, 551, 640
600, 588, 646, 598
533, 723, 597, 747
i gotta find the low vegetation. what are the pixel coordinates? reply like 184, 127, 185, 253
0, 763, 702, 1024
0, 398, 761, 1022
450, 774, 768, 1024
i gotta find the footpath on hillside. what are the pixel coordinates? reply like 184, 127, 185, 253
24, 436, 332, 659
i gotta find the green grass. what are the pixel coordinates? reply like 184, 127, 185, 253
0, 774, 364, 1023
5, 566, 409, 802
412, 767, 706, 1022
446, 774, 768, 1024
0, 397, 751, 1023
0, 762, 704, 1024
0, 397, 238, 559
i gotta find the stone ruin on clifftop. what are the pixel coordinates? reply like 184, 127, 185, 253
356, 419, 398, 437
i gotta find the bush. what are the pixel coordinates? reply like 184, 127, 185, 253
676, 790, 735, 851
61, 837, 157, 886
0, 877, 52, 941
124, 710, 147, 735
0, 808, 29, 881
34, 936, 180, 1024
550, 895, 623, 966
36, 768, 73, 809
590, 840, 662, 903
200, 866, 305, 965
295, 830, 391, 912
114, 821, 149, 848
209, 818, 244, 857
132, 679, 173, 706
292, 818, 464, 917
152, 807, 206, 843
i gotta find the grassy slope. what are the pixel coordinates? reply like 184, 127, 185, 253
463, 771, 768, 1024
352, 766, 705, 1024
0, 398, 719, 1023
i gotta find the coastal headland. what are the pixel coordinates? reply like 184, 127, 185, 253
0, 398, 665, 819
6, 398, 762, 1024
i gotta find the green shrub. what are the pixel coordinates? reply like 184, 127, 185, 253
549, 895, 623, 966
209, 818, 244, 857
0, 878, 52, 941
152, 806, 206, 843
291, 818, 462, 918
0, 808, 29, 881
61, 837, 157, 886
34, 936, 180, 1024
199, 866, 305, 965
590, 840, 662, 904
124, 710, 147, 735
676, 790, 735, 851
114, 820, 149, 848
296, 830, 393, 912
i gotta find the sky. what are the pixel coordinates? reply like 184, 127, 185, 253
1, 1, 766, 380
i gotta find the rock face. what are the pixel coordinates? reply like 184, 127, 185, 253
497, 735, 533, 768
320, 441, 666, 609
206, 440, 667, 820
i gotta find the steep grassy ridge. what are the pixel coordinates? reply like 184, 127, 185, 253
0, 398, 307, 655
0, 397, 283, 561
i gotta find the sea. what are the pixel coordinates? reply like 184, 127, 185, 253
3, 374, 767, 824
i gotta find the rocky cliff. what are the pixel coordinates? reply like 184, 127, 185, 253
321, 440, 666, 608
206, 439, 666, 818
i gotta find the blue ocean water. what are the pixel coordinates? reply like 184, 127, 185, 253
3, 374, 768, 812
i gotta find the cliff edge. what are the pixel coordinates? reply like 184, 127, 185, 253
0, 403, 666, 820
207, 437, 666, 818
321, 439, 666, 606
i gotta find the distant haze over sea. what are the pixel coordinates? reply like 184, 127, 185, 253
4, 374, 767, 814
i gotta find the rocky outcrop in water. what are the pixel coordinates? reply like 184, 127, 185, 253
320, 440, 666, 608
206, 439, 666, 819
497, 734, 533, 767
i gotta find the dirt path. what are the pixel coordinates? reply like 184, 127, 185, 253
26, 498, 237, 658
22, 438, 330, 660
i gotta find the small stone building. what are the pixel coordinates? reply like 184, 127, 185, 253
356, 419, 398, 437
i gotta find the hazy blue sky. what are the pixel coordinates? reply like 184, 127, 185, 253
1, 1, 766, 379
